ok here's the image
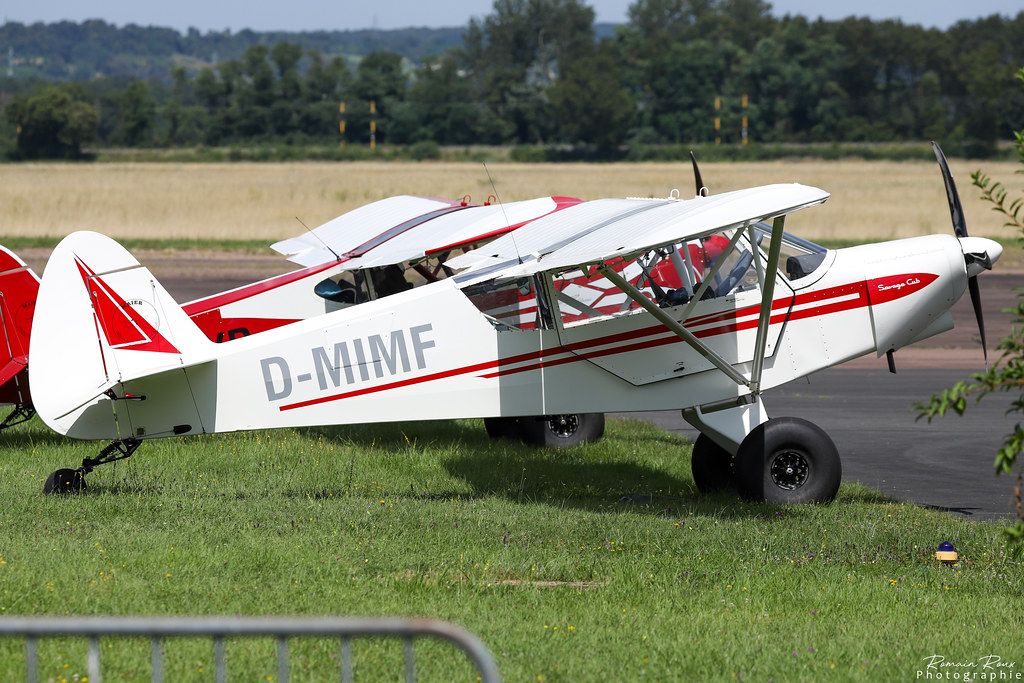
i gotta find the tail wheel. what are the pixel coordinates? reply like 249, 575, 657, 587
690, 433, 735, 492
518, 413, 605, 448
734, 417, 841, 504
43, 468, 86, 495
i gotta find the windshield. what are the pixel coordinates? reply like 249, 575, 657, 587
752, 222, 827, 281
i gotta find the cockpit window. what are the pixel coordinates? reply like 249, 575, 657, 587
752, 222, 827, 281
459, 223, 825, 332
314, 260, 432, 308
314, 273, 366, 306
641, 233, 759, 308
550, 228, 761, 328
462, 277, 542, 329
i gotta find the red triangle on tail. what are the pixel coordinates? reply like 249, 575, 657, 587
75, 256, 180, 354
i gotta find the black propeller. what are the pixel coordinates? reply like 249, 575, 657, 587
932, 141, 988, 367
690, 150, 709, 197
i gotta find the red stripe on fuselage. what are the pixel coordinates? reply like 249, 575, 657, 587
276, 274, 931, 410
182, 261, 343, 317
280, 357, 504, 411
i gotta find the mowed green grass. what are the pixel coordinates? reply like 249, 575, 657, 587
0, 417, 1020, 681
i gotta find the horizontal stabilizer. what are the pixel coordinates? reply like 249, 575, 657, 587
0, 356, 27, 388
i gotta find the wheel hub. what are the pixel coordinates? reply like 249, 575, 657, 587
546, 414, 579, 438
769, 450, 809, 490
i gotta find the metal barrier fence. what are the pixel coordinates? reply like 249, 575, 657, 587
0, 616, 500, 683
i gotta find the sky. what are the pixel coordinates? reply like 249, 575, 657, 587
2, 0, 1020, 34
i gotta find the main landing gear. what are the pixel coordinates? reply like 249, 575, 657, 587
42, 439, 142, 495
484, 413, 606, 448
689, 415, 842, 504
690, 433, 735, 492
732, 417, 841, 504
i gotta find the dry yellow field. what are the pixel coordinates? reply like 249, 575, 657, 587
1, 159, 1021, 243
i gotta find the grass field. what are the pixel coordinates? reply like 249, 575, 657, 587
0, 417, 1020, 681
1, 159, 1022, 245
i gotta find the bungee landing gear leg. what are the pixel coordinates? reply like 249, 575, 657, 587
0, 404, 35, 433
43, 438, 142, 495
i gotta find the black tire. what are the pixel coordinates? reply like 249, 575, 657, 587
733, 417, 841, 504
43, 468, 86, 495
518, 413, 605, 449
690, 433, 735, 492
484, 417, 520, 440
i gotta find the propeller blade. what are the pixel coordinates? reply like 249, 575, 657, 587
690, 150, 708, 197
932, 141, 968, 238
934, 141, 988, 367
968, 275, 988, 369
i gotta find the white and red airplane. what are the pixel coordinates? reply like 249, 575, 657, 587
28, 145, 1002, 504
0, 194, 584, 437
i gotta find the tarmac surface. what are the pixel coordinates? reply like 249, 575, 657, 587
613, 270, 1024, 520
615, 368, 1020, 520
21, 247, 1023, 519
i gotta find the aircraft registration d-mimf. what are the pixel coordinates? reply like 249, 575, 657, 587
30, 144, 1002, 504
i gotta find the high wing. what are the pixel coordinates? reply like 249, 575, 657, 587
271, 195, 462, 267
448, 184, 829, 283
270, 195, 579, 270
448, 183, 829, 403
183, 195, 579, 339
340, 196, 581, 271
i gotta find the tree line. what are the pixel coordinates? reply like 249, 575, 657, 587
0, 19, 465, 80
2, 0, 1023, 160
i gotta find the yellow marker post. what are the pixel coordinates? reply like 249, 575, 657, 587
741, 94, 749, 145
370, 100, 377, 149
339, 102, 346, 149
714, 97, 721, 145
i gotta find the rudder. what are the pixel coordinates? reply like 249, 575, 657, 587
30, 231, 215, 440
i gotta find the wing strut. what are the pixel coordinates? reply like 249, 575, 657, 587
594, 214, 788, 394
749, 215, 785, 393
595, 264, 750, 387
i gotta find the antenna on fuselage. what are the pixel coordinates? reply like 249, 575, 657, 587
482, 162, 523, 265
295, 216, 343, 263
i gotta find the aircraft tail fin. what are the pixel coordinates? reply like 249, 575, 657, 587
0, 246, 40, 405
30, 231, 217, 440
0, 246, 40, 370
